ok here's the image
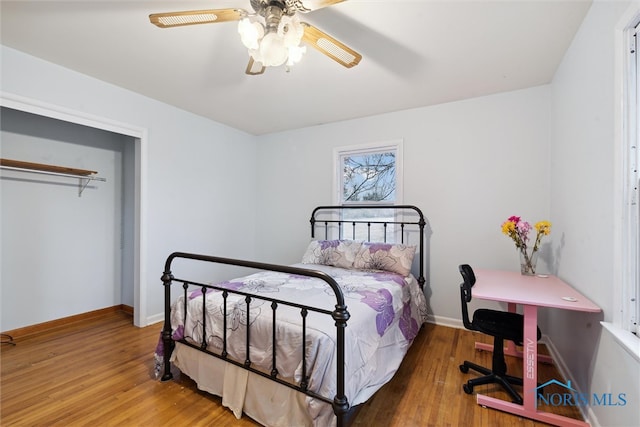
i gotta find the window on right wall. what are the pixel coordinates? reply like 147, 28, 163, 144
333, 140, 403, 242
622, 20, 639, 336
630, 22, 639, 336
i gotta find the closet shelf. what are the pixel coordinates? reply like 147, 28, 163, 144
1, 158, 98, 176
0, 158, 107, 196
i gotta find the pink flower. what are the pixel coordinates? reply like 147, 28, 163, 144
508, 215, 521, 223
516, 221, 531, 241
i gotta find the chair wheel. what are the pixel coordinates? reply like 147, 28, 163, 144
459, 364, 469, 373
463, 383, 473, 394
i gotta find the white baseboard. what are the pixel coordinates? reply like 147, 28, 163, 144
426, 314, 464, 329
146, 312, 164, 326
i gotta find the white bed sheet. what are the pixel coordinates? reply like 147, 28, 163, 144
172, 343, 313, 426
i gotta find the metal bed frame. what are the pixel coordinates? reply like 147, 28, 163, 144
160, 205, 426, 426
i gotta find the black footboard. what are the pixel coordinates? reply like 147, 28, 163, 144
161, 252, 351, 425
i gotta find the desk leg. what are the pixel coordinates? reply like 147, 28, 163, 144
522, 304, 538, 412
476, 305, 589, 427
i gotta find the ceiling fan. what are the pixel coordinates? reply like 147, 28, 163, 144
149, 0, 362, 75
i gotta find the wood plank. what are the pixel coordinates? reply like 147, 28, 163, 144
0, 313, 585, 426
0, 158, 97, 176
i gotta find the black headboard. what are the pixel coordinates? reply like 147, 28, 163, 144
310, 205, 426, 289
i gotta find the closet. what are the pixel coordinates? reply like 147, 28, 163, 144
0, 107, 135, 331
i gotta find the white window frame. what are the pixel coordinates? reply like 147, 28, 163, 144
610, 7, 640, 358
331, 140, 404, 242
333, 139, 403, 205
623, 21, 640, 337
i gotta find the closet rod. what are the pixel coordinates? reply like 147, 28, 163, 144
0, 158, 106, 196
0, 165, 107, 182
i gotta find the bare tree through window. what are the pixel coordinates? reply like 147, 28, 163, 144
342, 152, 396, 202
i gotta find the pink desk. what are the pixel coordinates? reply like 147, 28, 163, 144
471, 269, 601, 427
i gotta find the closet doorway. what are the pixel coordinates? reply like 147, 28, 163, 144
0, 95, 146, 329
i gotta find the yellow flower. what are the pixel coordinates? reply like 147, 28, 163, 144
534, 221, 552, 235
501, 220, 516, 235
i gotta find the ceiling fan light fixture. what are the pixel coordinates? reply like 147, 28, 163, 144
238, 17, 264, 50
237, 10, 306, 70
287, 44, 306, 66
259, 31, 289, 67
279, 15, 304, 48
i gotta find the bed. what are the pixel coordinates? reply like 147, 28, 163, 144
157, 205, 428, 426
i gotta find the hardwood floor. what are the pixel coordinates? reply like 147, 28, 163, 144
1, 311, 584, 426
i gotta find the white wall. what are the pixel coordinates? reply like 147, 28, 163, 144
549, 1, 639, 426
255, 85, 552, 323
0, 46, 258, 328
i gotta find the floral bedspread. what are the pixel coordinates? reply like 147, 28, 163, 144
157, 263, 427, 421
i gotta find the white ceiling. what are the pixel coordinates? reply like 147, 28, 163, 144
0, 0, 592, 135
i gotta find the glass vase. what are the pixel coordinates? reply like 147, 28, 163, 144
519, 250, 538, 276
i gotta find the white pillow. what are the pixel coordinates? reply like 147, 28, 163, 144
353, 242, 416, 276
301, 240, 362, 269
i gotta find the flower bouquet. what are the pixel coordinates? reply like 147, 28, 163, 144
501, 216, 551, 275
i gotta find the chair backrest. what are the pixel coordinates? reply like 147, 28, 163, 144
459, 264, 476, 330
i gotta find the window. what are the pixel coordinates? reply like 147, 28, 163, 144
622, 21, 639, 336
623, 23, 640, 335
341, 150, 396, 202
333, 140, 403, 241
335, 141, 402, 205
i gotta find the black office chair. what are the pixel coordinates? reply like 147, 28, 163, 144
458, 264, 541, 405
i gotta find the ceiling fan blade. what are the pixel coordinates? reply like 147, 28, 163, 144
246, 57, 266, 75
301, 23, 362, 68
285, 0, 346, 13
149, 9, 247, 28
